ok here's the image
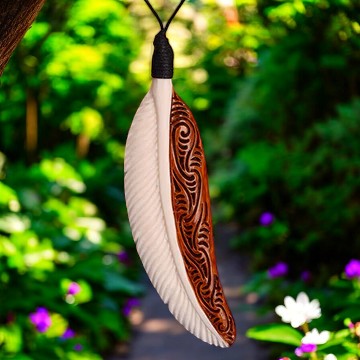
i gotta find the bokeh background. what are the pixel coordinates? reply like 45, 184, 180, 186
0, 0, 359, 359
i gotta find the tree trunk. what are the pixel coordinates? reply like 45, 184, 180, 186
0, 0, 45, 76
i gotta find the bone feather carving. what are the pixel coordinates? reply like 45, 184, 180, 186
124, 79, 235, 347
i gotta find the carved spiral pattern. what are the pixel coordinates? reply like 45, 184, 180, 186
169, 91, 236, 346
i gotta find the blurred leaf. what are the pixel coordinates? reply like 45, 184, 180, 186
247, 323, 302, 346
40, 159, 85, 193
237, 142, 282, 178
0, 237, 17, 257
0, 324, 22, 352
66, 352, 102, 360
46, 45, 104, 79
64, 108, 103, 139
318, 329, 351, 350
104, 271, 144, 295
0, 214, 30, 233
61, 279, 93, 304
46, 314, 68, 338
99, 310, 127, 338
0, 182, 19, 209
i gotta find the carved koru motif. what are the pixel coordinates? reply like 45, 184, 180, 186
169, 91, 236, 345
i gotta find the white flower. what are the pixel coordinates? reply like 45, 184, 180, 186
298, 292, 321, 322
302, 328, 330, 345
275, 292, 321, 328
324, 354, 337, 360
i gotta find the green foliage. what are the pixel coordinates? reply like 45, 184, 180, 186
212, 0, 360, 275
0, 0, 146, 358
0, 157, 143, 358
223, 99, 360, 273
247, 323, 303, 346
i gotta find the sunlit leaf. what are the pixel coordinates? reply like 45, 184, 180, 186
40, 158, 86, 193
0, 214, 30, 233
247, 323, 303, 346
64, 108, 104, 139
0, 182, 19, 209
46, 314, 68, 338
0, 324, 22, 352
66, 352, 102, 360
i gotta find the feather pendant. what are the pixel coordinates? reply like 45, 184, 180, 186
124, 79, 236, 347
124, 2, 236, 347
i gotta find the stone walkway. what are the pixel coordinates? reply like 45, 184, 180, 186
110, 224, 268, 360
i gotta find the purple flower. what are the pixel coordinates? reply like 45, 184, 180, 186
295, 343, 317, 357
74, 343, 83, 351
61, 327, 75, 339
268, 262, 288, 279
118, 250, 130, 264
123, 298, 141, 316
67, 282, 81, 295
345, 259, 360, 279
29, 307, 51, 333
301, 270, 312, 282
259, 212, 275, 226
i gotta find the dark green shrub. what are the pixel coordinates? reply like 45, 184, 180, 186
0, 156, 143, 359
211, 0, 360, 276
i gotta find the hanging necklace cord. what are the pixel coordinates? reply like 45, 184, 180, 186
144, 0, 186, 79
143, 0, 186, 32
164, 0, 186, 31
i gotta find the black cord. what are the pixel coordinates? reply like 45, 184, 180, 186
143, 0, 186, 32
144, 0, 186, 78
143, 0, 164, 30
164, 0, 186, 31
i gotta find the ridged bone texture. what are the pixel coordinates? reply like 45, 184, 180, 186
124, 78, 236, 347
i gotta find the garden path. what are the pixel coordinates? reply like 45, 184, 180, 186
110, 224, 268, 360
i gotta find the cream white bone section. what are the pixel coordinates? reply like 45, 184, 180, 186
124, 78, 228, 347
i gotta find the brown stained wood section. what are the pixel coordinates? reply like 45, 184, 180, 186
169, 90, 236, 346
0, 0, 45, 76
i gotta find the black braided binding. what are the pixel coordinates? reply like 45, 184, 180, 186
143, 0, 186, 79
152, 29, 174, 78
